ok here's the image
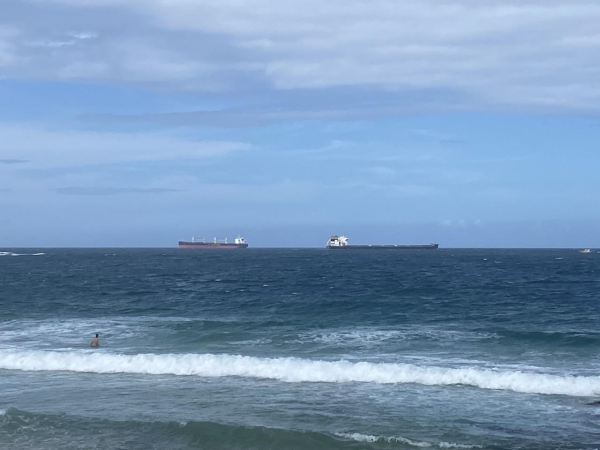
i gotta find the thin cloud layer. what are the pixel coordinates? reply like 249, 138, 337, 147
0, 159, 29, 164
83, 103, 456, 128
0, 25, 18, 66
52, 187, 183, 195
25, 30, 97, 48
0, 123, 250, 168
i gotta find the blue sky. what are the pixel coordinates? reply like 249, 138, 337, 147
1, 0, 599, 247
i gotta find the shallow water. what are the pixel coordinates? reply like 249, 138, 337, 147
1, 248, 599, 449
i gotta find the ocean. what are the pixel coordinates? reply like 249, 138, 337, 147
1, 248, 599, 449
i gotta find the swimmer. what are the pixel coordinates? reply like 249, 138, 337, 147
90, 333, 100, 347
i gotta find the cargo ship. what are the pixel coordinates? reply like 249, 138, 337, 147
178, 236, 248, 249
326, 235, 438, 250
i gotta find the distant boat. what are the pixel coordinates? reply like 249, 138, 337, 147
326, 235, 438, 250
579, 248, 592, 254
178, 236, 248, 249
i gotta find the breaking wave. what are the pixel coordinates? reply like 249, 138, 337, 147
336, 433, 481, 448
1, 350, 599, 397
0, 251, 45, 256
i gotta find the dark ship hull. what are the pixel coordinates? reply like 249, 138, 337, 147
178, 242, 248, 249
327, 243, 439, 250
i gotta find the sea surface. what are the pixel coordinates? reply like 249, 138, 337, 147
1, 248, 599, 449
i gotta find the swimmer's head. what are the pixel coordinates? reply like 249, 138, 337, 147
95, 333, 99, 338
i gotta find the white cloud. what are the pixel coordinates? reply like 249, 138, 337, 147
8, 0, 600, 110
26, 31, 97, 48
125, 0, 600, 106
26, 39, 77, 48
68, 31, 97, 40
0, 122, 251, 168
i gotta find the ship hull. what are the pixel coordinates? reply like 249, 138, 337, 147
178, 242, 248, 249
327, 244, 439, 250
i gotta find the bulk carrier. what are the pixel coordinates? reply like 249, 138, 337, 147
178, 236, 248, 249
326, 235, 438, 250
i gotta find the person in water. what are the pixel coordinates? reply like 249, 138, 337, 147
90, 333, 100, 347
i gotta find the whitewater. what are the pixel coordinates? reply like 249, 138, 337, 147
2, 350, 599, 397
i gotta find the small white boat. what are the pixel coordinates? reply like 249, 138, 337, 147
579, 248, 592, 254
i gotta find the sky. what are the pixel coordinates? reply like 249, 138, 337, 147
1, 0, 600, 247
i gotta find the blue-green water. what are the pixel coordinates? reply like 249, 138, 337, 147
1, 248, 599, 449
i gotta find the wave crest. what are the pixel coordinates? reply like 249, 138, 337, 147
0, 252, 45, 256
336, 432, 481, 449
0, 350, 599, 397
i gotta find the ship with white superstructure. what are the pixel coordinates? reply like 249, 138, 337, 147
326, 235, 438, 250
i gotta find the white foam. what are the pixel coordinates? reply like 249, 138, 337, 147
0, 350, 599, 397
294, 328, 498, 346
438, 443, 482, 449
336, 433, 481, 448
336, 432, 432, 447
0, 318, 148, 350
0, 316, 238, 350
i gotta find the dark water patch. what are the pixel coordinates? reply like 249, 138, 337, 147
495, 329, 600, 348
1, 407, 594, 450
0, 408, 382, 450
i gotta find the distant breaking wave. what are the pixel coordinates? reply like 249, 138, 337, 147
336, 433, 482, 448
0, 350, 599, 397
